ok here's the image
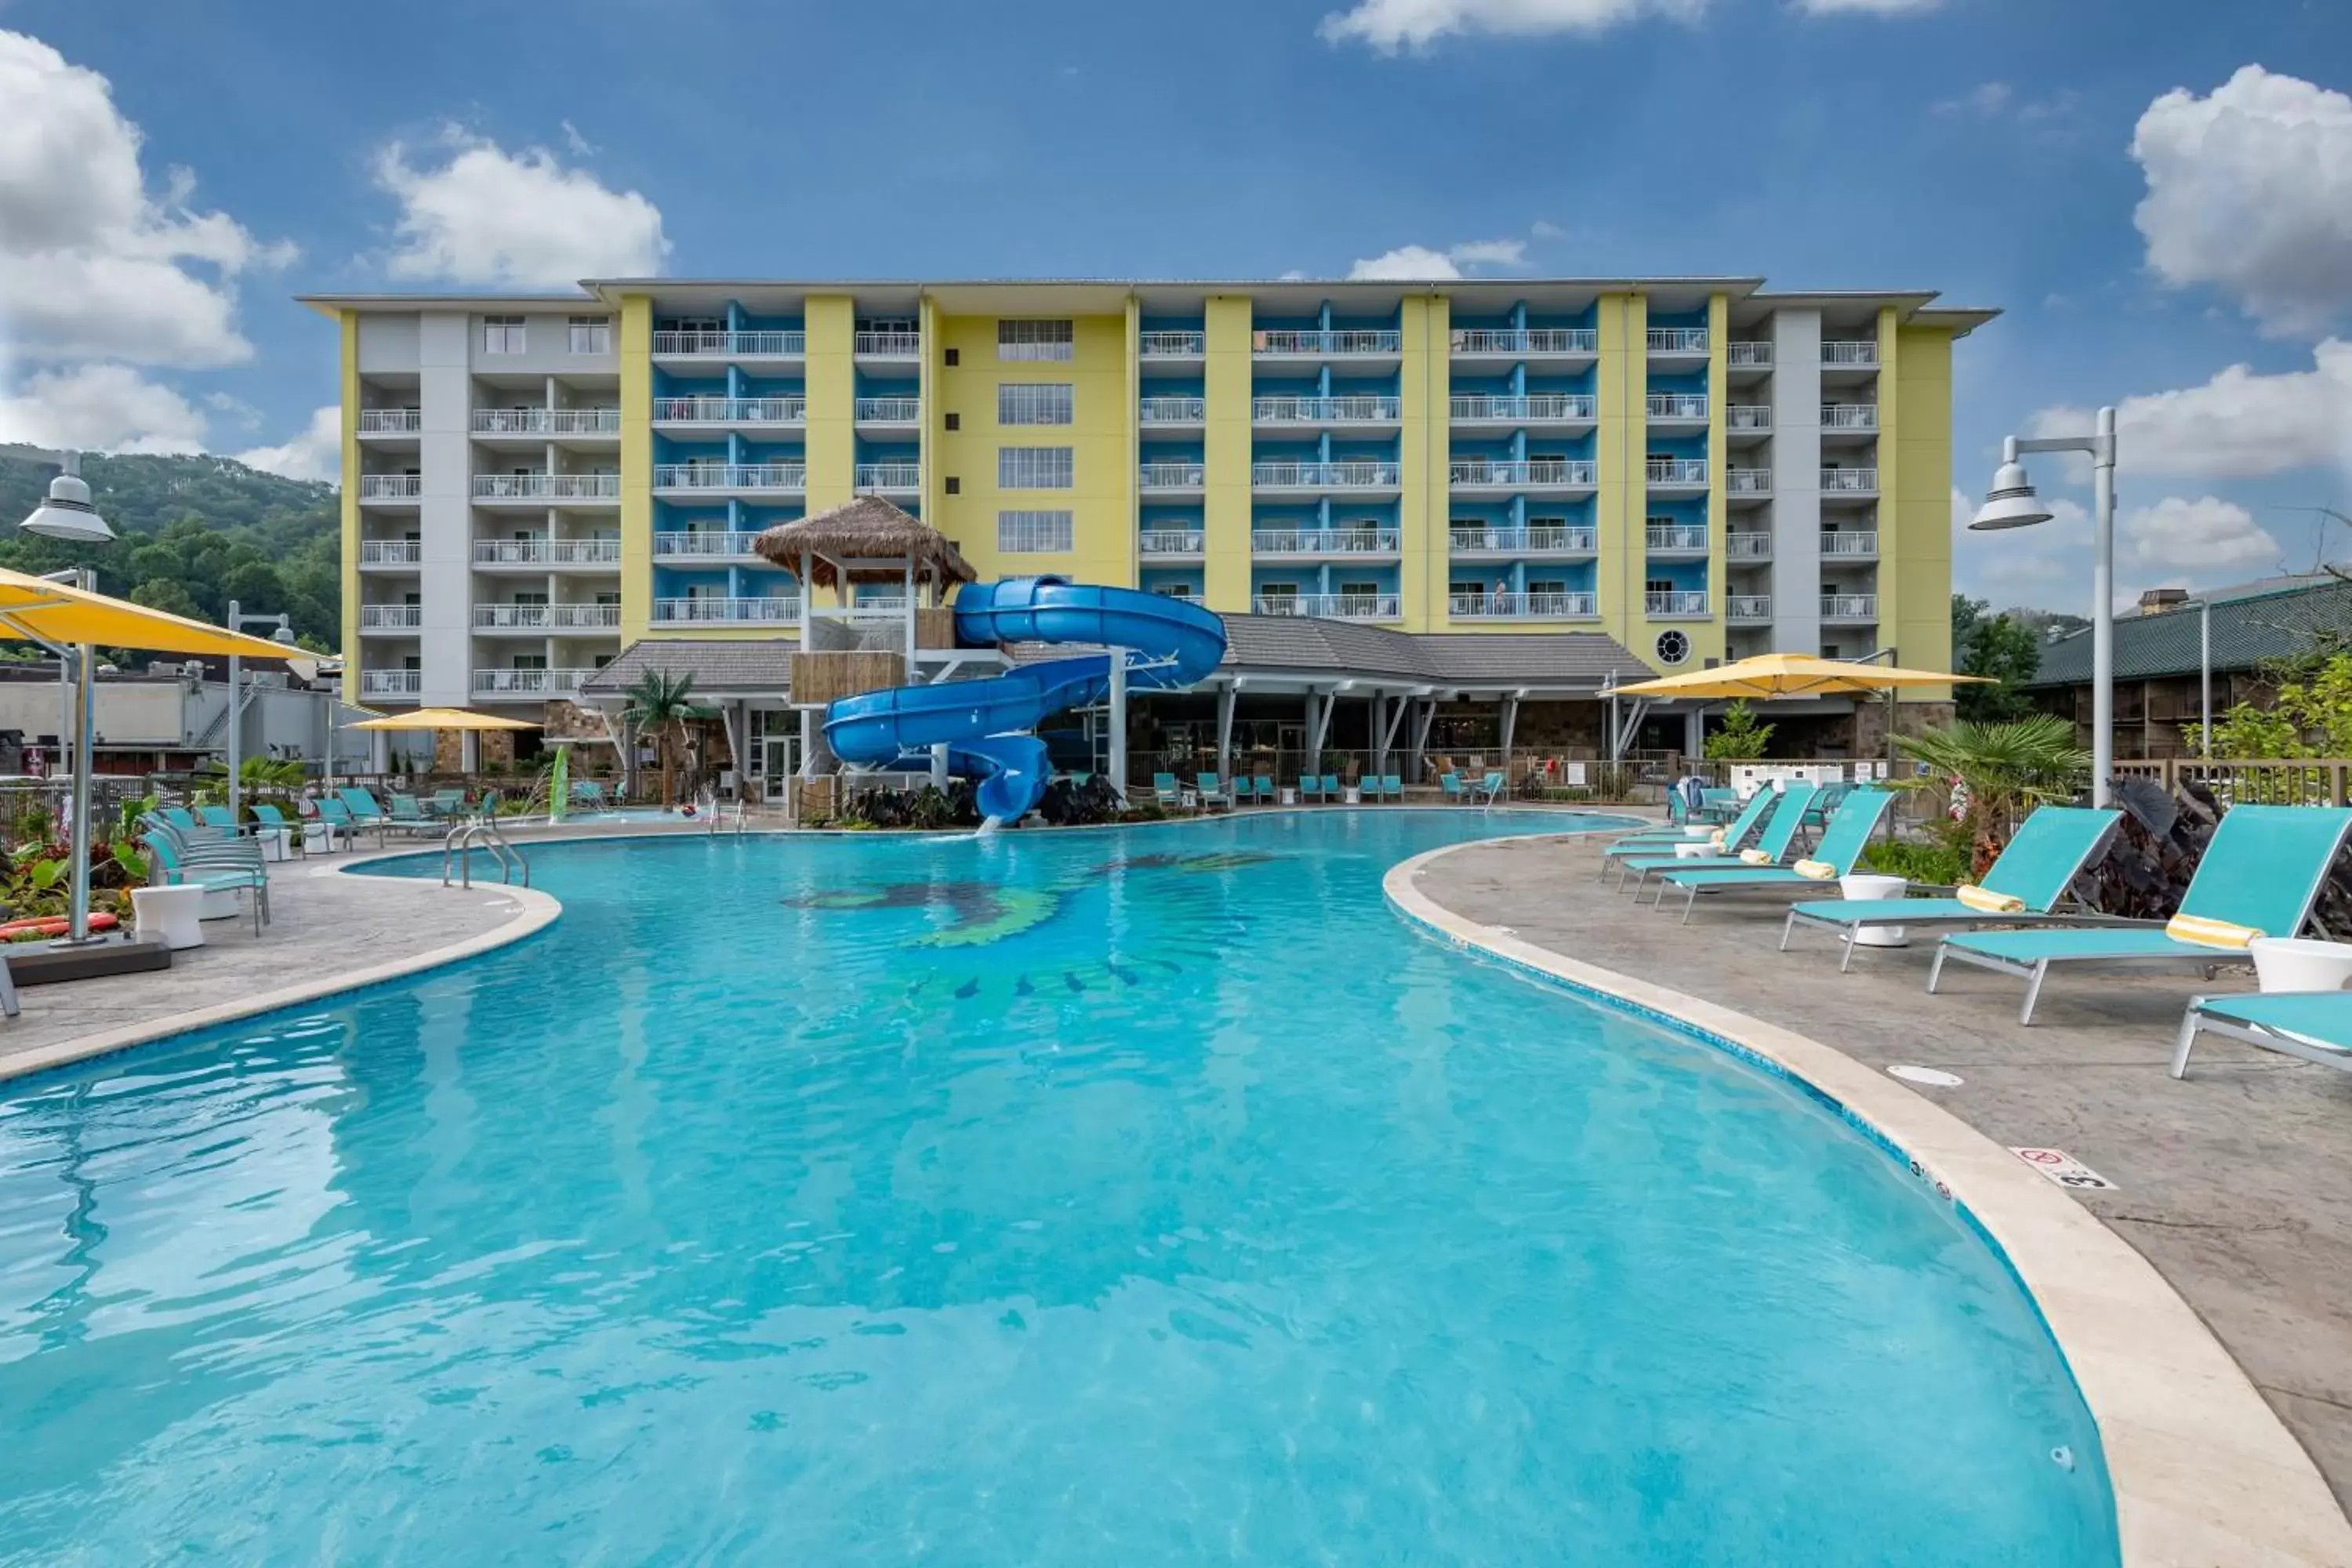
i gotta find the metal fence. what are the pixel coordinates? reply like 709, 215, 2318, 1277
2112, 757, 2352, 807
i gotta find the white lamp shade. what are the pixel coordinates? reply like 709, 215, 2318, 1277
18, 472, 115, 544
1969, 461, 2053, 531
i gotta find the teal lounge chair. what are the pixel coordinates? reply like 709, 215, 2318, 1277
194, 804, 240, 832
1782, 807, 2122, 971
1599, 787, 1777, 868
1152, 772, 1182, 808
1319, 773, 1341, 803
1296, 775, 1322, 804
249, 803, 294, 832
1695, 787, 1742, 823
1439, 771, 1465, 804
1380, 773, 1403, 801
1615, 783, 1820, 894
426, 787, 467, 818
1196, 771, 1232, 808
1472, 770, 1506, 805
1800, 780, 1853, 829
1251, 775, 1275, 804
1931, 804, 2352, 1025
388, 794, 438, 835
310, 797, 364, 849
159, 805, 202, 834
2171, 991, 2352, 1080
1650, 788, 1896, 923
338, 787, 390, 831
143, 829, 270, 935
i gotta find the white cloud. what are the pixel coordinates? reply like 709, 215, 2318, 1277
1446, 238, 1528, 267
0, 29, 293, 368
1319, 0, 1704, 51
0, 362, 209, 453
1530, 219, 1566, 239
1933, 81, 2078, 122
2029, 339, 2352, 481
1795, 0, 1940, 11
2122, 495, 2278, 571
1345, 237, 1530, 280
373, 126, 670, 289
235, 405, 341, 483
2132, 66, 2352, 338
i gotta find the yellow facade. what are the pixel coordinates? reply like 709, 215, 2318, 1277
1888, 321, 1955, 692
616, 294, 654, 642
337, 310, 360, 705
1592, 292, 1647, 647
1396, 295, 1449, 631
1200, 296, 1255, 615
803, 296, 857, 514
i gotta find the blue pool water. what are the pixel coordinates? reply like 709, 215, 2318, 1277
0, 811, 2118, 1564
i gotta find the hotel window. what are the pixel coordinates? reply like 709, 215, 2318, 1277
568, 316, 611, 354
1529, 579, 1566, 597
482, 316, 526, 354
1646, 577, 1674, 597
1450, 579, 1486, 598
998, 383, 1074, 426
1338, 580, 1381, 605
1155, 583, 1195, 600
1258, 583, 1298, 610
999, 319, 1075, 362
998, 447, 1074, 490
998, 510, 1074, 554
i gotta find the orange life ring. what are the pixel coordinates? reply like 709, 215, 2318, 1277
0, 913, 120, 942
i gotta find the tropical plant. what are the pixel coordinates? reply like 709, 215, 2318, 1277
1701, 701, 1775, 760
2198, 652, 2352, 759
620, 669, 697, 806
1893, 715, 2090, 876
1857, 836, 1970, 887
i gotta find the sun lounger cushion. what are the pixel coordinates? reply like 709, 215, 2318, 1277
1792, 859, 1837, 880
1956, 884, 2026, 914
2166, 913, 2262, 949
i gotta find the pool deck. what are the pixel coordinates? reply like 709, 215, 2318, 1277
1400, 823, 2352, 1566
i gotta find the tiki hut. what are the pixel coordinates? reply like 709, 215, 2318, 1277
753, 495, 977, 601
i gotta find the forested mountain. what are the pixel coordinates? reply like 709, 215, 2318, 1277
0, 454, 339, 654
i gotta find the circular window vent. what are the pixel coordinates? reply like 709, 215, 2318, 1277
1656, 630, 1691, 666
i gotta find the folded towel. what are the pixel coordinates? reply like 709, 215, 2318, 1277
1739, 848, 1773, 866
2166, 913, 2262, 950
1709, 830, 1729, 851
1955, 884, 2026, 915
1792, 859, 1837, 880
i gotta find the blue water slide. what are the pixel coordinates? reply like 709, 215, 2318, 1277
822, 577, 1229, 821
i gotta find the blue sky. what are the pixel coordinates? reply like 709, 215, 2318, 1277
2, 0, 2348, 617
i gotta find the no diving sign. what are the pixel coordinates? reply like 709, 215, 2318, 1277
2010, 1147, 2118, 1192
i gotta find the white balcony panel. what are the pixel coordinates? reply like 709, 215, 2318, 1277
470, 668, 597, 698
358, 408, 422, 434
853, 331, 921, 357
1449, 394, 1595, 424
1448, 458, 1597, 489
1138, 529, 1204, 557
1727, 594, 1773, 622
652, 597, 803, 625
1448, 525, 1598, 556
1648, 327, 1709, 354
358, 474, 422, 501
1726, 532, 1773, 560
472, 604, 552, 631
358, 540, 422, 566
1821, 341, 1879, 368
1820, 404, 1879, 430
1646, 459, 1709, 486
1251, 593, 1400, 621
1450, 328, 1597, 357
551, 604, 622, 629
653, 463, 807, 492
1138, 396, 1206, 424
855, 462, 920, 492
1252, 330, 1400, 355
358, 604, 422, 630
1820, 531, 1878, 557
1821, 593, 1878, 620
1647, 393, 1710, 421
1449, 591, 1597, 619
1646, 590, 1708, 617
1139, 461, 1206, 491
1727, 405, 1773, 432
1250, 460, 1400, 490
1820, 469, 1878, 495
652, 330, 806, 357
1646, 524, 1709, 554
360, 669, 423, 698
1249, 528, 1401, 557
855, 397, 922, 423
654, 532, 761, 561
1251, 395, 1400, 424
1726, 342, 1773, 368
653, 395, 806, 426
1726, 468, 1773, 495
1138, 330, 1205, 357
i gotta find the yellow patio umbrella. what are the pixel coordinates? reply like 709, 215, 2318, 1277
344, 707, 535, 732
1599, 652, 1989, 700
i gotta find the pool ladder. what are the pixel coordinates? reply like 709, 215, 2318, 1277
441, 815, 530, 888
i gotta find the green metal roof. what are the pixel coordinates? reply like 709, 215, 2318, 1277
2024, 579, 2352, 688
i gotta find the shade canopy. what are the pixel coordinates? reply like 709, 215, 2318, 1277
1600, 652, 1988, 700
0, 565, 311, 667
753, 495, 978, 589
345, 706, 537, 732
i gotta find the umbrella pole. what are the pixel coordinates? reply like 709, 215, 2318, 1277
63, 641, 97, 946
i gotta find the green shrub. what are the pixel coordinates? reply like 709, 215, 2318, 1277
1858, 837, 1969, 887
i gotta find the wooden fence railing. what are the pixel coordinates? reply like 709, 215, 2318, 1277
2111, 758, 2352, 807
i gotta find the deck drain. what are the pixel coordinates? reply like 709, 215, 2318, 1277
1887, 1065, 1962, 1087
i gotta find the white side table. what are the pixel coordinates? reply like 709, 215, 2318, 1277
1675, 840, 1711, 859
131, 884, 208, 950
2249, 937, 2352, 993
257, 827, 292, 862
302, 820, 336, 854
1343, 786, 1362, 804
1279, 787, 1297, 805
1838, 872, 1909, 948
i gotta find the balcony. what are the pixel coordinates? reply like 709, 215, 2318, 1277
1450, 394, 1595, 426
1727, 594, 1773, 623
359, 669, 423, 698
854, 330, 920, 358
1251, 459, 1400, 492
1821, 468, 1878, 496
1449, 590, 1597, 620
1821, 341, 1878, 368
472, 408, 550, 436
1138, 395, 1206, 425
1821, 593, 1878, 622
1820, 530, 1878, 557
1449, 525, 1597, 557
1646, 524, 1709, 554
1727, 405, 1772, 433
358, 474, 422, 502
1726, 531, 1773, 561
653, 395, 805, 426
1448, 458, 1597, 491
855, 462, 920, 493
1251, 395, 1401, 426
1139, 460, 1206, 492
358, 408, 421, 434
651, 597, 801, 626
1727, 467, 1772, 495
1252, 593, 1400, 621
1138, 529, 1204, 557
1648, 327, 1709, 355
553, 539, 621, 567
1646, 590, 1708, 618
358, 539, 422, 567
1726, 342, 1773, 369
855, 397, 921, 426
1820, 403, 1878, 431
653, 462, 807, 493
1252, 329, 1400, 357
471, 667, 597, 698
1647, 392, 1709, 423
1250, 527, 1401, 558
358, 604, 421, 630
1450, 327, 1597, 358
472, 604, 552, 632
471, 473, 619, 502
1646, 458, 1709, 488
654, 532, 761, 562
552, 604, 621, 630
652, 329, 805, 358
1138, 329, 1205, 358
473, 537, 550, 566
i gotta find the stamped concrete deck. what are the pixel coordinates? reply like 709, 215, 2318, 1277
1416, 829, 2352, 1519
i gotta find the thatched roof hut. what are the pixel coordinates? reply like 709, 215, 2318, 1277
753, 495, 977, 592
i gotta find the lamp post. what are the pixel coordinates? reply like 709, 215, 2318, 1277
1969, 407, 2118, 806
223, 600, 299, 823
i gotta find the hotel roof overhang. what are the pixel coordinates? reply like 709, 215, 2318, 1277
575, 639, 800, 704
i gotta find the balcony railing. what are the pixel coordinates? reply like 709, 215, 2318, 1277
654, 532, 760, 561
855, 397, 922, 423
1648, 327, 1709, 354
1138, 529, 1204, 556
1821, 593, 1879, 620
359, 669, 423, 697
1646, 524, 1709, 552
1251, 395, 1401, 423
473, 538, 549, 565
472, 604, 552, 630
358, 408, 421, 434
1726, 532, 1773, 560
1820, 530, 1878, 557
1821, 341, 1879, 368
1728, 405, 1772, 431
1648, 393, 1709, 420
358, 604, 422, 630
1251, 460, 1400, 488
1821, 468, 1878, 494
1252, 593, 1400, 620
1727, 468, 1772, 495
1449, 458, 1597, 488
470, 667, 595, 697
1450, 328, 1598, 355
473, 408, 550, 435
654, 395, 805, 425
1646, 590, 1708, 617
1449, 590, 1596, 619
1647, 458, 1709, 485
358, 539, 422, 565
1450, 394, 1595, 423
1727, 342, 1773, 368
1820, 404, 1879, 430
1138, 329, 1205, 357
1253, 329, 1401, 355
653, 329, 805, 357
1449, 525, 1598, 554
550, 408, 621, 435
653, 463, 807, 492
553, 539, 621, 565
651, 597, 801, 625
1139, 461, 1206, 489
1727, 594, 1773, 622
1250, 528, 1401, 556
854, 330, 920, 356
470, 473, 620, 500
358, 474, 422, 500
855, 462, 920, 490
1138, 396, 1207, 423
552, 604, 621, 629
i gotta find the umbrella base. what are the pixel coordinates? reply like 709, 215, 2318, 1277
9, 934, 172, 985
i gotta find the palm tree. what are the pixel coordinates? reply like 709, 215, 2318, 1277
621, 670, 697, 806
1895, 715, 2090, 875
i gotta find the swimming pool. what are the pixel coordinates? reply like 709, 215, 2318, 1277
0, 811, 2118, 1563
